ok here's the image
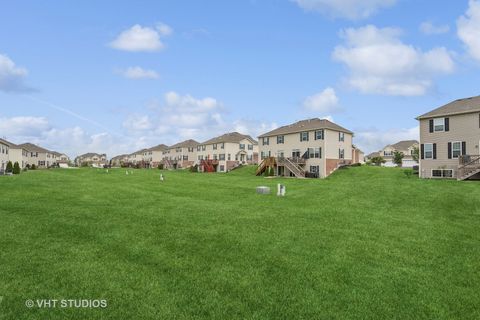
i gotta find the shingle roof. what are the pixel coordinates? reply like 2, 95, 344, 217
0, 138, 19, 148
417, 95, 480, 119
148, 144, 169, 152
201, 132, 256, 145
77, 152, 106, 158
389, 140, 419, 151
110, 154, 129, 160
169, 139, 199, 149
17, 143, 52, 153
258, 118, 353, 138
366, 152, 380, 158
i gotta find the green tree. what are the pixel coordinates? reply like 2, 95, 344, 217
411, 146, 419, 163
13, 162, 21, 174
393, 151, 405, 167
371, 156, 386, 166
5, 161, 13, 173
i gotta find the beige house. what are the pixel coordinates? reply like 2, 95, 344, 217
75, 153, 108, 167
110, 154, 129, 167
9, 143, 30, 169
352, 145, 365, 164
18, 143, 57, 168
128, 149, 149, 167
52, 151, 70, 165
162, 139, 198, 169
0, 138, 10, 172
417, 96, 480, 180
147, 144, 168, 168
196, 132, 258, 172
257, 118, 354, 178
378, 140, 419, 167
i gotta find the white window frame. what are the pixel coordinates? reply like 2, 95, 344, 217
424, 143, 433, 159
300, 132, 309, 142
433, 118, 445, 132
339, 132, 345, 142
451, 141, 462, 159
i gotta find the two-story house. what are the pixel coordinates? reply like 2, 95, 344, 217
110, 154, 129, 167
257, 118, 354, 178
18, 143, 57, 168
0, 138, 10, 172
378, 140, 419, 167
163, 139, 198, 169
149, 144, 168, 168
75, 153, 108, 167
417, 96, 480, 180
196, 132, 258, 172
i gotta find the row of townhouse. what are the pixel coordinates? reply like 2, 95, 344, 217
366, 140, 419, 168
256, 118, 362, 178
0, 139, 69, 171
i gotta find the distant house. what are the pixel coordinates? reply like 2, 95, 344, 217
352, 145, 365, 164
110, 154, 129, 167
75, 153, 108, 167
162, 139, 198, 169
196, 132, 258, 172
148, 144, 168, 168
18, 143, 57, 168
417, 96, 480, 180
257, 118, 354, 178
378, 140, 419, 167
128, 149, 149, 167
52, 151, 70, 166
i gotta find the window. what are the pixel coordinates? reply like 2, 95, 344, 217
261, 151, 265, 160
262, 137, 269, 145
308, 148, 314, 159
432, 169, 453, 178
221, 143, 224, 149
277, 135, 284, 144
213, 143, 217, 150
277, 151, 284, 158
248, 144, 253, 150
213, 154, 218, 160
239, 144, 245, 150
339, 149, 345, 159
219, 154, 225, 160
220, 165, 225, 172
228, 154, 231, 160
310, 166, 319, 173
300, 132, 309, 142
315, 130, 324, 140
315, 148, 321, 158
424, 143, 433, 159
292, 149, 301, 158
384, 151, 393, 156
339, 132, 345, 142
202, 145, 206, 151
197, 146, 201, 151
434, 118, 445, 132
452, 142, 462, 158
183, 155, 188, 160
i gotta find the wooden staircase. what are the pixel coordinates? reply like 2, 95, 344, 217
201, 159, 216, 173
277, 157, 305, 178
256, 157, 276, 176
458, 155, 480, 181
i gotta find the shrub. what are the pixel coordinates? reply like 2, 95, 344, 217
393, 151, 405, 167
158, 164, 164, 170
31, 164, 37, 170
370, 156, 386, 166
5, 161, 13, 173
190, 165, 198, 173
13, 162, 21, 174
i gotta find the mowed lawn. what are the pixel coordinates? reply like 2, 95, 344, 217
0, 166, 479, 320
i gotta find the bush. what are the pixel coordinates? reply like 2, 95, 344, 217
5, 161, 13, 173
190, 164, 198, 173
264, 167, 274, 176
158, 164, 164, 170
13, 162, 21, 174
371, 156, 386, 166
31, 164, 37, 170
25, 164, 31, 169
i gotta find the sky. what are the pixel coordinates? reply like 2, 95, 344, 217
1, 0, 480, 158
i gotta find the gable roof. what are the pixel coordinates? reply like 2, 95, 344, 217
17, 142, 51, 153
111, 154, 129, 160
201, 132, 256, 145
390, 140, 419, 151
149, 144, 169, 152
258, 118, 353, 138
77, 152, 106, 158
169, 139, 199, 149
366, 152, 380, 158
0, 138, 19, 148
417, 95, 480, 119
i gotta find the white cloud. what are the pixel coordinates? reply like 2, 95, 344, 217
302, 87, 341, 113
109, 23, 172, 52
333, 25, 455, 96
0, 54, 31, 93
232, 119, 278, 139
354, 126, 419, 154
123, 114, 153, 132
420, 22, 450, 35
458, 0, 480, 61
0, 116, 50, 136
120, 66, 159, 79
292, 0, 396, 20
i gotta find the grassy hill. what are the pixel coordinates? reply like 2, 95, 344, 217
0, 166, 479, 319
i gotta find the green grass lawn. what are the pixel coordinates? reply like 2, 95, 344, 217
0, 166, 479, 320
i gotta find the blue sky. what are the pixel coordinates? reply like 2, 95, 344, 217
1, 0, 480, 157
